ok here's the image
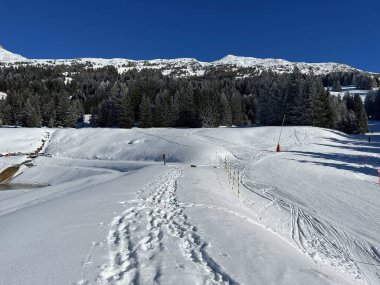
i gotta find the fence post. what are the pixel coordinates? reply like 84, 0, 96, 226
233, 170, 236, 191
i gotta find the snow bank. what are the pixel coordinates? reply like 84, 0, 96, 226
46, 128, 230, 165
0, 128, 48, 154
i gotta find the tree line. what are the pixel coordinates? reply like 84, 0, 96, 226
0, 64, 374, 134
364, 88, 380, 121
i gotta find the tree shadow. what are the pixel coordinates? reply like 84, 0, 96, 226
284, 121, 380, 179
323, 121, 380, 146
314, 121, 380, 155
287, 151, 379, 177
322, 136, 380, 147
315, 142, 380, 154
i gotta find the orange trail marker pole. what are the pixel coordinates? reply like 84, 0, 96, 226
277, 115, 286, 152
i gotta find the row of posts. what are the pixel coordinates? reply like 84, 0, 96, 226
220, 158, 240, 197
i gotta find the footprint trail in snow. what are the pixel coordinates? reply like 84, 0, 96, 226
98, 167, 237, 285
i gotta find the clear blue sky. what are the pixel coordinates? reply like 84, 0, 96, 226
1, 0, 379, 72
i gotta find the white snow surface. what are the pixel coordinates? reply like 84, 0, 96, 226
328, 86, 379, 102
0, 128, 49, 154
0, 45, 27, 62
0, 125, 379, 284
0, 91, 6, 100
215, 54, 362, 74
0, 46, 366, 76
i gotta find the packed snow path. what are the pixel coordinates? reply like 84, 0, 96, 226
98, 167, 237, 285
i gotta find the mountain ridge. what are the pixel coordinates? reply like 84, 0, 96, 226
0, 46, 27, 62
0, 46, 370, 76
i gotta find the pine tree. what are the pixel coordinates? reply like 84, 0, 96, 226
285, 69, 304, 125
220, 93, 232, 126
243, 93, 258, 125
56, 95, 69, 127
267, 81, 285, 125
48, 118, 55, 128
298, 77, 316, 125
120, 93, 134, 128
258, 77, 271, 125
332, 80, 342, 92
351, 74, 356, 86
352, 94, 368, 133
65, 100, 84, 127
9, 91, 24, 126
199, 89, 219, 128
41, 99, 56, 127
155, 90, 170, 127
364, 91, 376, 119
168, 92, 180, 127
340, 110, 358, 134
22, 98, 39, 127
107, 95, 123, 127
374, 90, 380, 120
139, 95, 152, 128
0, 101, 11, 125
230, 90, 245, 126
313, 89, 335, 128
289, 87, 304, 125
176, 84, 198, 127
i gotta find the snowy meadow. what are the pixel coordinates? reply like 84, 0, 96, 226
0, 125, 379, 285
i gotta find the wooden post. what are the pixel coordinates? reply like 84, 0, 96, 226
277, 115, 286, 152
233, 170, 236, 191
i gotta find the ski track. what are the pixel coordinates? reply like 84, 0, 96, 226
243, 133, 379, 283
196, 128, 379, 284
241, 160, 380, 283
97, 167, 237, 285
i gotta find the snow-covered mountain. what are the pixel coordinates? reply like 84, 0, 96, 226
214, 54, 361, 75
0, 45, 27, 62
0, 46, 366, 76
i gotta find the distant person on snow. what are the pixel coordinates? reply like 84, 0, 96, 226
368, 136, 371, 143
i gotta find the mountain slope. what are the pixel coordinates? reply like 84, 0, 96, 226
214, 54, 362, 74
0, 46, 27, 62
0, 46, 366, 76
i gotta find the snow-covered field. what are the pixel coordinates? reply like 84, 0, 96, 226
328, 86, 379, 102
0, 125, 379, 285
0, 128, 50, 173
